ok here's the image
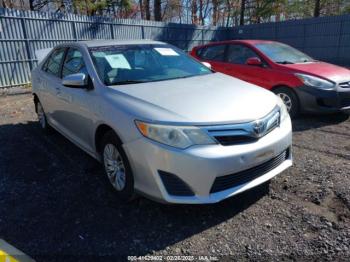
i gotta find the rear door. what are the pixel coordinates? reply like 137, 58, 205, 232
195, 44, 228, 73
40, 48, 67, 126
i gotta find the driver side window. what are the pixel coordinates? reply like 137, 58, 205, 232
227, 45, 259, 64
62, 48, 87, 78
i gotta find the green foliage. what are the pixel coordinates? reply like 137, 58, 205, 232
72, 0, 132, 16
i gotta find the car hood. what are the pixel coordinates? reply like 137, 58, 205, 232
108, 73, 278, 125
282, 61, 350, 83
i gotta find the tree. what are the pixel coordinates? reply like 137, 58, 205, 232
154, 0, 161, 21
314, 0, 320, 17
162, 0, 183, 22
144, 0, 150, 20
191, 0, 198, 24
240, 0, 246, 25
138, 0, 143, 18
212, 0, 218, 26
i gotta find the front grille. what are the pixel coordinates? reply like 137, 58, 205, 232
210, 149, 289, 193
215, 135, 258, 146
159, 171, 195, 196
203, 107, 280, 146
339, 81, 350, 88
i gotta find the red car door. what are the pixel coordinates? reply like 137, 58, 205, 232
224, 44, 274, 88
193, 44, 228, 72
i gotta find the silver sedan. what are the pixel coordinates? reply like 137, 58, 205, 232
31, 40, 292, 204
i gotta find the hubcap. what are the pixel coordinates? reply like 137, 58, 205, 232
103, 144, 126, 191
277, 93, 292, 112
37, 103, 46, 129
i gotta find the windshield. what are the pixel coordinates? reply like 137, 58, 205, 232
89, 44, 212, 86
254, 42, 314, 64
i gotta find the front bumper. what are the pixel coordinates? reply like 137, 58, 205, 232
123, 118, 292, 204
294, 85, 350, 113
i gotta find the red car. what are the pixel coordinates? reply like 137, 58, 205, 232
191, 40, 350, 117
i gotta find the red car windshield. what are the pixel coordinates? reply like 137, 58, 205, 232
255, 42, 314, 64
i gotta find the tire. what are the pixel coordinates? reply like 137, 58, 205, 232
36, 101, 51, 133
101, 130, 135, 201
273, 87, 299, 118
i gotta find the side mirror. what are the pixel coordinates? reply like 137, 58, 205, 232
202, 61, 212, 70
62, 73, 88, 88
246, 57, 263, 66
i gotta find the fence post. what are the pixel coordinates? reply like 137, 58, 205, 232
71, 21, 77, 41
336, 18, 343, 65
302, 22, 306, 52
110, 23, 114, 39
20, 17, 33, 71
201, 27, 204, 45
141, 25, 145, 39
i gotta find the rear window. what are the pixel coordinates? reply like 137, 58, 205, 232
197, 45, 226, 62
42, 48, 66, 78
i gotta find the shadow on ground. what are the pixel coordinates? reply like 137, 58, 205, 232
2, 112, 348, 260
0, 121, 268, 260
292, 112, 349, 132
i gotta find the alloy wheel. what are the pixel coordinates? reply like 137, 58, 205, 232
277, 93, 292, 112
103, 143, 126, 191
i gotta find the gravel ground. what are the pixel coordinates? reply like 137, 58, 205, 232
0, 93, 349, 261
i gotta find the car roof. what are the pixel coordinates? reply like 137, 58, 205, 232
195, 39, 280, 48
78, 39, 166, 48
232, 39, 280, 45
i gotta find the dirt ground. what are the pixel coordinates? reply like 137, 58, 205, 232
0, 93, 349, 261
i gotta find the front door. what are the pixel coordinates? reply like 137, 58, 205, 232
225, 44, 271, 88
54, 48, 96, 153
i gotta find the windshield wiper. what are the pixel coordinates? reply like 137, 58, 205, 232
111, 80, 145, 85
276, 61, 294, 64
299, 59, 315, 63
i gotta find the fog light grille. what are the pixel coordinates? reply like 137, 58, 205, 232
159, 171, 195, 196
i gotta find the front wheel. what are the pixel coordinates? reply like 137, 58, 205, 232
101, 131, 135, 201
36, 101, 51, 133
273, 87, 299, 118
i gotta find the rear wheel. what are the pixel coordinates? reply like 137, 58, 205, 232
101, 131, 135, 201
273, 87, 299, 118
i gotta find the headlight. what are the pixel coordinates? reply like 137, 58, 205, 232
135, 121, 216, 149
276, 97, 289, 122
295, 73, 335, 90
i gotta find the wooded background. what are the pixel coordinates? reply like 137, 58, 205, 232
1, 0, 350, 26
1, 1, 350, 88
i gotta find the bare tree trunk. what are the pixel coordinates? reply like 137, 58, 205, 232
139, 0, 144, 19
199, 0, 204, 25
225, 0, 231, 27
314, 0, 320, 17
28, 0, 34, 10
154, 0, 161, 21
212, 0, 218, 26
192, 0, 198, 24
144, 0, 150, 20
240, 0, 245, 25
